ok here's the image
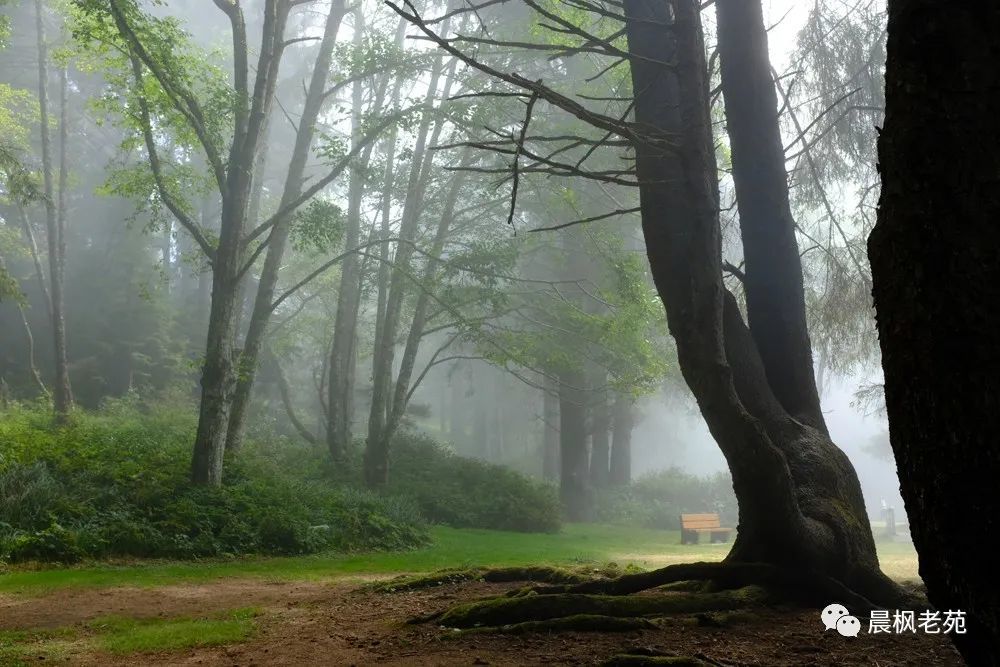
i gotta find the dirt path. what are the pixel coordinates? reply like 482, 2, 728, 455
0, 578, 965, 666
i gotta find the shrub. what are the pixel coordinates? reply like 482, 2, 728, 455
595, 468, 737, 530
0, 402, 429, 563
4, 524, 84, 564
256, 512, 311, 555
385, 432, 561, 533
0, 461, 73, 530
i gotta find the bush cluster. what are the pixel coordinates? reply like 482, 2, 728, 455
321, 431, 561, 533
0, 400, 428, 563
385, 433, 561, 533
595, 467, 737, 530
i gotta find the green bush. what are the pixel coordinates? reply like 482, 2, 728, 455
5, 524, 84, 564
595, 468, 737, 530
0, 399, 429, 564
383, 432, 561, 533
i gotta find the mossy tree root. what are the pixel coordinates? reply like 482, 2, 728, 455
436, 586, 769, 629
527, 561, 890, 610
373, 565, 596, 593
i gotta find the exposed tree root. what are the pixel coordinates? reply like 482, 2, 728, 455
601, 654, 717, 666
404, 560, 918, 642
451, 614, 658, 635
524, 560, 903, 610
435, 586, 769, 628
373, 563, 637, 593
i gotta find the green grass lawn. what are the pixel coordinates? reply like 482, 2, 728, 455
0, 524, 919, 597
0, 609, 262, 664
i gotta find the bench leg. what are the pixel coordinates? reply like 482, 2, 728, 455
681, 529, 700, 545
710, 531, 728, 544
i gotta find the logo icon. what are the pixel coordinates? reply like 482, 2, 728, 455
836, 615, 861, 637
821, 602, 850, 630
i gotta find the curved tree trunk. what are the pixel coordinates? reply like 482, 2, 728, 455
623, 0, 897, 602
869, 2, 1000, 661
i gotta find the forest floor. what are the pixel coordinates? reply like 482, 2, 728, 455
0, 524, 958, 666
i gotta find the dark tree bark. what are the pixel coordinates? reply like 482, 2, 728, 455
609, 391, 633, 486
716, 0, 825, 434
558, 368, 592, 521
620, 0, 898, 601
869, 1, 1000, 661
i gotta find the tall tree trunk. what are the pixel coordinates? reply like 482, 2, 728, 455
716, 0, 825, 434
191, 1, 289, 485
327, 11, 402, 463
620, 0, 897, 602
869, 2, 1000, 661
609, 391, 632, 486
542, 377, 559, 481
227, 1, 346, 453
34, 0, 73, 422
364, 48, 452, 487
190, 208, 246, 485
373, 150, 473, 460
589, 385, 610, 489
559, 368, 592, 521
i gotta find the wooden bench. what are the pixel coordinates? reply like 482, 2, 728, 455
679, 513, 733, 545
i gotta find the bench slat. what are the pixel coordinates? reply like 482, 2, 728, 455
679, 513, 728, 531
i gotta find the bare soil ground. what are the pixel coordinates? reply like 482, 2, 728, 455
0, 577, 965, 666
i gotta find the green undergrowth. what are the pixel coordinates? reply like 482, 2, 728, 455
0, 400, 429, 562
595, 468, 737, 531
321, 431, 562, 533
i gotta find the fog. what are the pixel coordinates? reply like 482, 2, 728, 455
1, 0, 900, 559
